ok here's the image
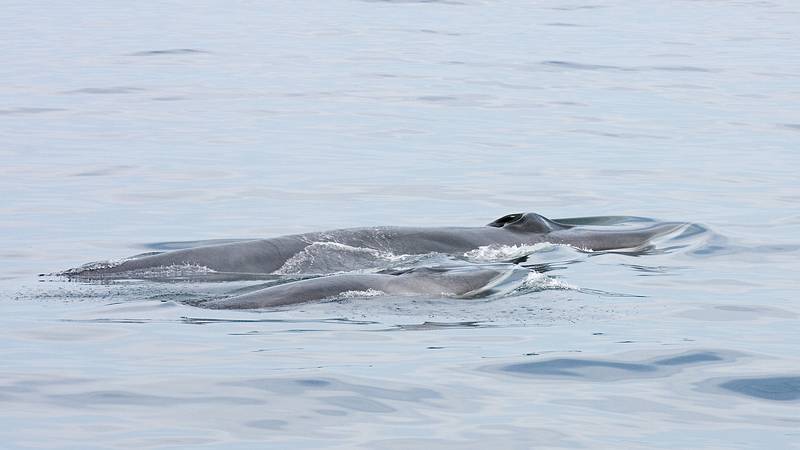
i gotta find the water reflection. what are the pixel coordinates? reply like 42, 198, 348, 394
493, 351, 734, 381
225, 377, 441, 415
718, 376, 800, 401
50, 390, 264, 408
128, 49, 209, 56
541, 60, 716, 73
64, 87, 145, 95
679, 305, 798, 322
230, 377, 441, 403
0, 107, 66, 115
246, 419, 289, 429
387, 321, 490, 331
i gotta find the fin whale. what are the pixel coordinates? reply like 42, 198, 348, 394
202, 265, 529, 309
64, 213, 687, 276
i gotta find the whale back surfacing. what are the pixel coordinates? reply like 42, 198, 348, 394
203, 265, 515, 309
61, 212, 688, 277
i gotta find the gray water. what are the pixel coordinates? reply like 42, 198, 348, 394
2, 0, 800, 448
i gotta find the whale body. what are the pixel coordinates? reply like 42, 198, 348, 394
64, 213, 687, 277
202, 265, 529, 309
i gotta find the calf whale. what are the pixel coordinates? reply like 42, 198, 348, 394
64, 212, 687, 277
202, 265, 530, 309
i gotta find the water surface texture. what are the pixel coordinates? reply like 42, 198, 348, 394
2, 1, 800, 449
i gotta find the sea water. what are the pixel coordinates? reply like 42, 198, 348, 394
1, 1, 799, 448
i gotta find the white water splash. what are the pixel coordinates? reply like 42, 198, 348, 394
133, 264, 218, 277
463, 243, 563, 262
60, 260, 217, 278
331, 289, 386, 300
274, 242, 409, 275
516, 271, 576, 292
58, 258, 129, 275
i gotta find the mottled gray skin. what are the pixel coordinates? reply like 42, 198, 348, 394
203, 266, 518, 309
68, 213, 686, 276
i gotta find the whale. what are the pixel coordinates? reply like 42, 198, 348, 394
202, 265, 530, 309
63, 212, 687, 277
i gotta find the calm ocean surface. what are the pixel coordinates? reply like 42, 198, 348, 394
1, 1, 799, 448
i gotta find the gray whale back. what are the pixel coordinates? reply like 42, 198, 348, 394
202, 265, 524, 309
63, 212, 687, 277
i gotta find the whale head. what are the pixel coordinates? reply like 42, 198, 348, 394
487, 212, 573, 233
